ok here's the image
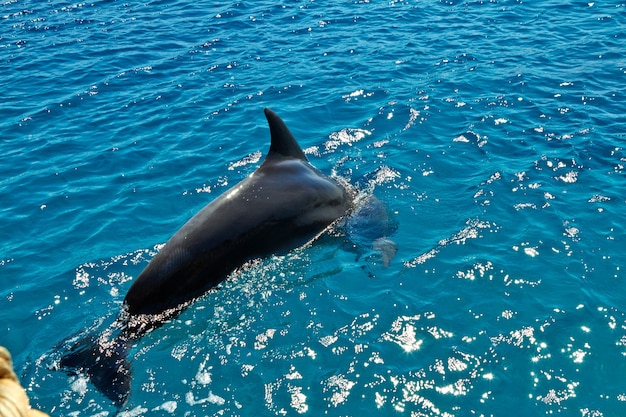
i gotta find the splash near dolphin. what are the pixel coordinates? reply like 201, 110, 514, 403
59, 108, 353, 405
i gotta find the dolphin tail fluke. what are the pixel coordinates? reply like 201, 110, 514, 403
59, 333, 132, 406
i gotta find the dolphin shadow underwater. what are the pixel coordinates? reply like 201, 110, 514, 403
57, 108, 396, 406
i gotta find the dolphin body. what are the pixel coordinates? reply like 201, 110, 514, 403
60, 108, 352, 405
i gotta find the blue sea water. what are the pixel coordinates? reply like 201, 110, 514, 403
2, 0, 626, 415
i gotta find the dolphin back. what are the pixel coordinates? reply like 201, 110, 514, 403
124, 109, 351, 316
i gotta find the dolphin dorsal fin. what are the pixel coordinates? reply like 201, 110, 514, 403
264, 108, 308, 161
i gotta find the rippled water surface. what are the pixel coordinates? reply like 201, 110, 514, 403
2, 0, 626, 415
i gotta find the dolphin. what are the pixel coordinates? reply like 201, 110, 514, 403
59, 108, 353, 405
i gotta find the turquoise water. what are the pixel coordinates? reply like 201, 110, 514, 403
2, 0, 626, 415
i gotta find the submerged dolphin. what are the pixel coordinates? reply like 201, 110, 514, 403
60, 108, 352, 405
